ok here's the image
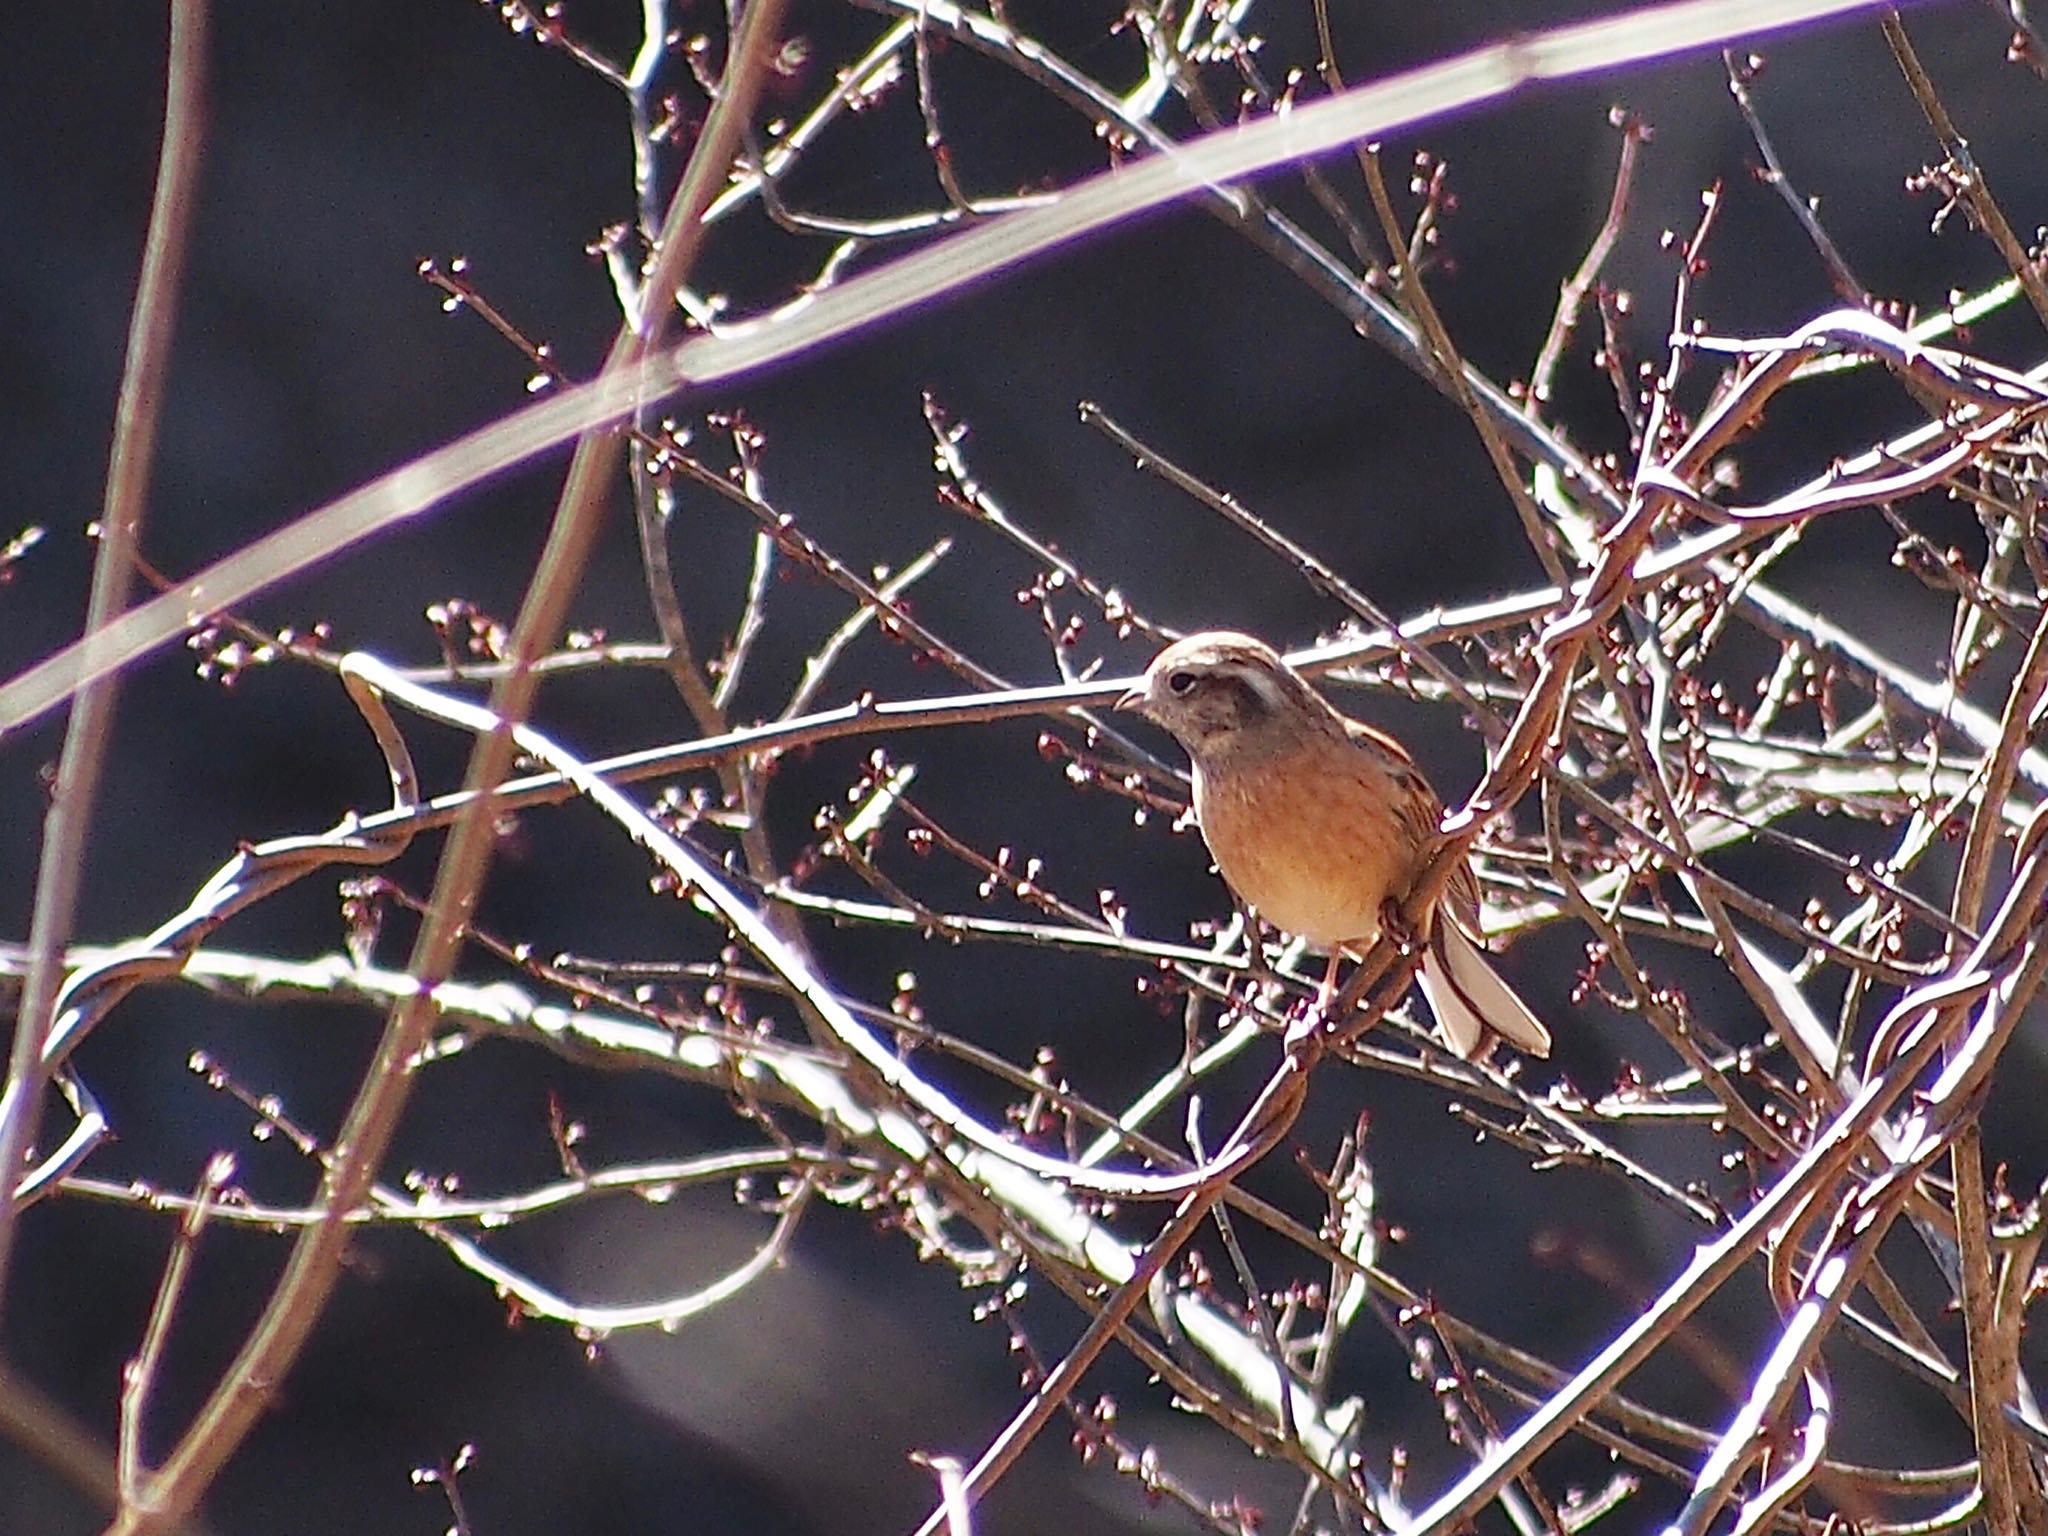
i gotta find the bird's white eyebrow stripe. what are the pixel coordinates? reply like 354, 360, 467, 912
1213, 656, 1291, 716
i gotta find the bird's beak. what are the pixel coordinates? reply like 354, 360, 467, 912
1113, 681, 1147, 714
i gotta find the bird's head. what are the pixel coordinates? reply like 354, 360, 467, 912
1115, 631, 1324, 759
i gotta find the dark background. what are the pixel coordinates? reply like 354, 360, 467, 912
3, 2, 2044, 1532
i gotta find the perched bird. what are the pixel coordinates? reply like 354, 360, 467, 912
1117, 631, 1550, 1060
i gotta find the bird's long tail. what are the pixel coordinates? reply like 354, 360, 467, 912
1419, 920, 1552, 1061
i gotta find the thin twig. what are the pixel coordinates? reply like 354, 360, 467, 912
1531, 108, 1650, 406
116, 1154, 232, 1512
1885, 13, 2048, 330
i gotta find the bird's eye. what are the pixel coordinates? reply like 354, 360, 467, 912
1166, 669, 1198, 696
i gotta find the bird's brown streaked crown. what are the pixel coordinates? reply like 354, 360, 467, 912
1115, 632, 1333, 758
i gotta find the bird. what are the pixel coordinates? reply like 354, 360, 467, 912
1116, 630, 1550, 1061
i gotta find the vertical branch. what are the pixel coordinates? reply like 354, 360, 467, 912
99, 5, 792, 1531
0, 0, 209, 1327
1944, 604, 2048, 1536
627, 0, 670, 247
622, 6, 795, 942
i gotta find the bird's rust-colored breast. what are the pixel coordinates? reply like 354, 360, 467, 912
1191, 736, 1416, 949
